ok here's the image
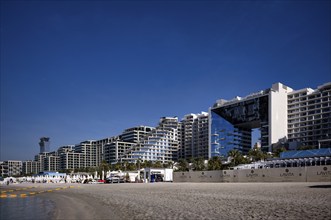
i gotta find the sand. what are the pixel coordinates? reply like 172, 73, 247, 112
2, 182, 331, 219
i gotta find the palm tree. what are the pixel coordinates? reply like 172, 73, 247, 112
163, 161, 174, 169
193, 157, 206, 171
126, 163, 136, 171
177, 159, 189, 172
113, 162, 122, 171
98, 160, 110, 180
136, 159, 142, 170
228, 149, 242, 166
273, 146, 287, 158
142, 160, 153, 168
248, 147, 267, 162
207, 156, 222, 170
154, 161, 163, 168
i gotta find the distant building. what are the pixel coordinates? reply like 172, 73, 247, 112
22, 160, 40, 175
44, 154, 60, 171
60, 151, 84, 171
75, 140, 99, 168
39, 137, 50, 153
0, 160, 22, 176
103, 126, 154, 164
34, 152, 50, 173
104, 140, 136, 164
178, 112, 209, 160
122, 117, 179, 163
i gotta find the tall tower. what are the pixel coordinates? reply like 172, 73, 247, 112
39, 137, 50, 153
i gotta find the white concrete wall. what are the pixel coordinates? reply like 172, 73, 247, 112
173, 166, 331, 183
268, 83, 292, 150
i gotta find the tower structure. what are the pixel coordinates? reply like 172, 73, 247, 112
39, 137, 50, 153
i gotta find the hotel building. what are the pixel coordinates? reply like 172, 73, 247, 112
178, 112, 209, 160
287, 82, 331, 149
121, 117, 179, 163
210, 82, 331, 158
121, 126, 154, 143
22, 160, 40, 175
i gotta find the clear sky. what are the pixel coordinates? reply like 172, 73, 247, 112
1, 0, 330, 161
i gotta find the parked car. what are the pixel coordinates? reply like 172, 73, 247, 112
105, 175, 124, 183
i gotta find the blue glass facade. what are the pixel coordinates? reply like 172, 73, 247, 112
210, 95, 269, 157
210, 111, 251, 158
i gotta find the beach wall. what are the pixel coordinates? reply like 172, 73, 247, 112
173, 165, 331, 183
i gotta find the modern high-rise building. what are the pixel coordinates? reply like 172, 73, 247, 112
75, 140, 100, 168
104, 139, 136, 164
210, 82, 331, 158
102, 126, 155, 164
122, 117, 179, 163
178, 112, 209, 160
44, 154, 60, 171
120, 126, 154, 143
60, 152, 84, 171
287, 82, 331, 149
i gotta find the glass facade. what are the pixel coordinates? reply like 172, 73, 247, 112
211, 95, 270, 157
210, 111, 251, 158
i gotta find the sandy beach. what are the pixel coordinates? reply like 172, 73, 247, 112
1, 182, 331, 220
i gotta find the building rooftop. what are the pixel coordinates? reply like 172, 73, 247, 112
280, 148, 331, 159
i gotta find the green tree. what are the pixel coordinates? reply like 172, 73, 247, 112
136, 159, 142, 170
142, 160, 153, 168
248, 147, 268, 162
163, 161, 174, 169
177, 159, 189, 172
193, 157, 206, 171
122, 161, 129, 171
228, 149, 240, 165
228, 149, 248, 166
98, 160, 110, 180
154, 161, 163, 168
126, 163, 136, 171
113, 162, 122, 171
273, 146, 287, 158
207, 156, 222, 170
87, 167, 97, 173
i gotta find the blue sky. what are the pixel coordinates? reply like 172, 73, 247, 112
1, 0, 330, 160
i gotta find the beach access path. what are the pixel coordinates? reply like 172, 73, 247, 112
1, 182, 331, 219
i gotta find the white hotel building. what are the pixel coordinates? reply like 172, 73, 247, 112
210, 82, 331, 157
122, 117, 179, 163
287, 82, 331, 149
178, 112, 209, 160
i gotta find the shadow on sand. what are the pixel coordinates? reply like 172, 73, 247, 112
308, 185, 331, 189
